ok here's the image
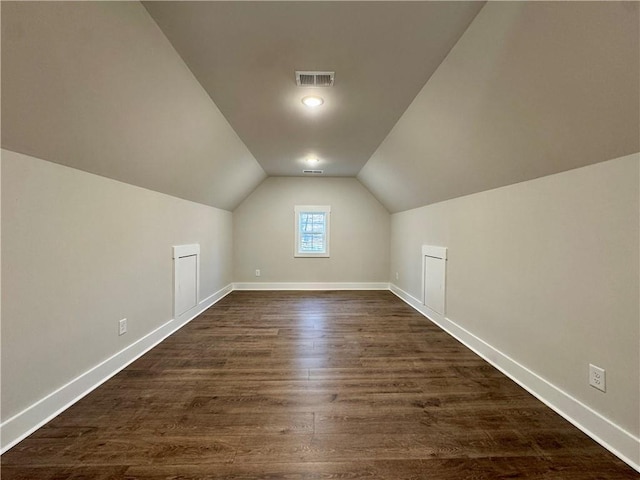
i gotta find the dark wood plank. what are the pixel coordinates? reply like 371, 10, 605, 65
2, 290, 637, 479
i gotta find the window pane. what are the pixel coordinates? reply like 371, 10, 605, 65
301, 213, 322, 232
295, 206, 330, 257
300, 213, 325, 234
300, 233, 324, 252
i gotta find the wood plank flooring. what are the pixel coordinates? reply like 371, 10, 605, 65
2, 291, 637, 479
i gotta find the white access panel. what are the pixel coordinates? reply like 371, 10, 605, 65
175, 254, 197, 316
422, 245, 447, 316
173, 244, 200, 318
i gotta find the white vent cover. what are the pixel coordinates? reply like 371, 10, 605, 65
296, 71, 335, 87
303, 169, 324, 174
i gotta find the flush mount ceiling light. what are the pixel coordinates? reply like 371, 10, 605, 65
306, 156, 320, 164
301, 96, 324, 108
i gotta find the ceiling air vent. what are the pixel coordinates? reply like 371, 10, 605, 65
296, 71, 335, 87
303, 169, 324, 174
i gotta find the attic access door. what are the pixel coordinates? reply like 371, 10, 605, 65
422, 245, 447, 317
173, 244, 200, 319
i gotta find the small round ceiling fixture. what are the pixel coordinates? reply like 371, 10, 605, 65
306, 156, 320, 164
301, 95, 324, 108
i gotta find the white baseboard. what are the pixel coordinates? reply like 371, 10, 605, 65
0, 283, 233, 454
233, 282, 390, 291
5, 282, 638, 474
389, 283, 640, 473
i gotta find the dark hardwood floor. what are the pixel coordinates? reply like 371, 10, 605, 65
2, 291, 637, 479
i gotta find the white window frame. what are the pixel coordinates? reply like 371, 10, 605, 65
294, 205, 331, 258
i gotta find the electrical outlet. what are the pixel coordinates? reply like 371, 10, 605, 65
395, 272, 399, 280
255, 269, 261, 277
589, 364, 606, 392
119, 318, 127, 336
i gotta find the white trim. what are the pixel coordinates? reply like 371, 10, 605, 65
389, 283, 640, 473
422, 244, 447, 260
173, 244, 200, 318
0, 284, 233, 454
172, 244, 200, 259
233, 282, 389, 291
421, 245, 447, 315
5, 281, 638, 473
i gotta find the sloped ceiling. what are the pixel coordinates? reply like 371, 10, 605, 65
358, 1, 640, 212
1, 1, 266, 211
2, 2, 638, 213
143, 1, 484, 177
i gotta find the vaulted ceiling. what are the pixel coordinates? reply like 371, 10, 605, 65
2, 1, 638, 212
143, 1, 484, 177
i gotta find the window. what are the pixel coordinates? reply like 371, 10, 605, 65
294, 205, 331, 257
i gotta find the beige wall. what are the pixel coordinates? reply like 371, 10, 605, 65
233, 177, 389, 284
359, 2, 639, 212
1, 149, 234, 421
390, 154, 639, 436
1, 1, 265, 211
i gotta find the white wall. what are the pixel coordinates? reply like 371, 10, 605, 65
390, 154, 639, 465
233, 177, 389, 285
1, 150, 233, 444
357, 2, 639, 467
1, 2, 260, 448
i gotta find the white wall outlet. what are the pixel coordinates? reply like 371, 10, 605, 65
118, 318, 127, 336
395, 272, 399, 280
589, 364, 606, 392
255, 269, 261, 277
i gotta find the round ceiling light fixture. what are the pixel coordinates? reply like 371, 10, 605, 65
306, 156, 320, 164
301, 95, 324, 108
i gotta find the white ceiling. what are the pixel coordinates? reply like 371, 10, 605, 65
4, 2, 634, 212
143, 1, 484, 177
359, 1, 639, 212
